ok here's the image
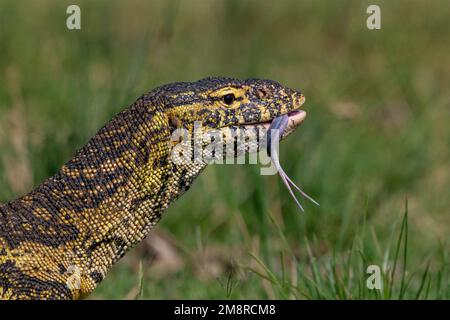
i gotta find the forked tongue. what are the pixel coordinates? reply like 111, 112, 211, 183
267, 115, 319, 212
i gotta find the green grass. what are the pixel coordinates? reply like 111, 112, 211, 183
0, 0, 449, 299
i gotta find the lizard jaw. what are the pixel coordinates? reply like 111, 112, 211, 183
282, 110, 307, 138
242, 109, 307, 139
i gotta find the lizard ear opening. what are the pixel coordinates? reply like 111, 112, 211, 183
169, 116, 182, 129
168, 116, 189, 149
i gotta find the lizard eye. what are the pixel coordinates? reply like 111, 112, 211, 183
222, 93, 236, 105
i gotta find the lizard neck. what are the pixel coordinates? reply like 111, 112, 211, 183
0, 93, 206, 299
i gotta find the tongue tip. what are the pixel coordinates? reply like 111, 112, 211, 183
267, 114, 317, 212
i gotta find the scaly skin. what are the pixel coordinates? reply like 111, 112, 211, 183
0, 77, 306, 299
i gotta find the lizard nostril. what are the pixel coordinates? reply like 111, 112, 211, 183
256, 88, 267, 99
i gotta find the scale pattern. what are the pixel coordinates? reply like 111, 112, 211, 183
0, 77, 305, 299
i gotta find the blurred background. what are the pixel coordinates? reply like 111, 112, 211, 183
0, 0, 448, 299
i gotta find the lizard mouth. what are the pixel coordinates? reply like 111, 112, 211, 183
243, 109, 307, 139
280, 109, 307, 138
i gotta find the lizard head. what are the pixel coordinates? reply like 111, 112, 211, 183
161, 77, 306, 139
158, 77, 315, 210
